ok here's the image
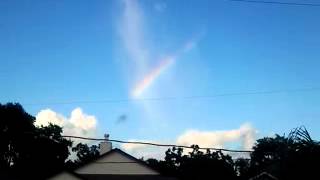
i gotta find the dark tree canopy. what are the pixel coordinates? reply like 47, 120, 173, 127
69, 143, 100, 168
248, 127, 320, 180
0, 103, 35, 170
234, 158, 250, 180
146, 128, 320, 180
0, 103, 72, 179
146, 145, 237, 180
0, 103, 103, 178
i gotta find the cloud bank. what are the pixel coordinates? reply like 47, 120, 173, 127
121, 123, 257, 159
177, 123, 257, 150
35, 108, 97, 140
121, 139, 153, 152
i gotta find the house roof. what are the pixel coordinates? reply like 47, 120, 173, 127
249, 172, 279, 180
48, 171, 84, 180
74, 148, 160, 175
79, 174, 178, 180
49, 148, 178, 180
97, 148, 159, 171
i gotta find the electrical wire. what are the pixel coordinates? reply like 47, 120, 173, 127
62, 135, 253, 153
23, 87, 320, 106
228, 0, 320, 7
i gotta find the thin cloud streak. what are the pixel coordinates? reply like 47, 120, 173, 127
120, 0, 148, 75
119, 0, 202, 99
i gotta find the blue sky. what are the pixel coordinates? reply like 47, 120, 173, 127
1, 0, 320, 155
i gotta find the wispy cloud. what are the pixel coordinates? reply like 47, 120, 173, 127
35, 108, 97, 143
117, 0, 205, 136
120, 0, 148, 76
119, 0, 202, 98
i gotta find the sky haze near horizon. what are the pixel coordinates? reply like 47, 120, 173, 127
1, 0, 320, 157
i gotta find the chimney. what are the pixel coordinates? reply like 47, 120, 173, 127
99, 134, 112, 155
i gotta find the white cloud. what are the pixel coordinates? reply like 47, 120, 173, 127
121, 140, 149, 152
177, 123, 257, 150
35, 108, 97, 141
69, 108, 96, 131
35, 109, 65, 127
121, 139, 167, 159
121, 123, 258, 159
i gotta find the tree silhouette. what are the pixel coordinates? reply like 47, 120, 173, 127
234, 158, 250, 180
68, 143, 100, 168
146, 128, 320, 180
0, 102, 102, 178
249, 127, 320, 180
146, 145, 237, 180
0, 103, 34, 170
0, 103, 72, 179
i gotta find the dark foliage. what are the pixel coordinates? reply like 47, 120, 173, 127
0, 103, 72, 179
146, 127, 320, 180
248, 127, 320, 180
66, 143, 100, 169
234, 158, 250, 180
146, 145, 237, 180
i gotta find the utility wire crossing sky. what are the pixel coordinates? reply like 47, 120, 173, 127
22, 87, 320, 106
62, 135, 253, 153
229, 0, 320, 7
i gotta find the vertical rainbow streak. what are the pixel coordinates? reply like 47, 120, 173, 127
130, 38, 200, 98
131, 56, 175, 98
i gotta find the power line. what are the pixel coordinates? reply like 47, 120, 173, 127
23, 87, 320, 106
22, 131, 253, 153
228, 0, 320, 7
62, 135, 253, 153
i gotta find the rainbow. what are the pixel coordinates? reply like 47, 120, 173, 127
131, 56, 175, 98
130, 39, 198, 98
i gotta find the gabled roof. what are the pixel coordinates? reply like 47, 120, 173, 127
101, 148, 160, 173
97, 148, 154, 168
249, 172, 279, 180
80, 174, 178, 180
48, 171, 83, 180
74, 148, 160, 175
50, 148, 177, 180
